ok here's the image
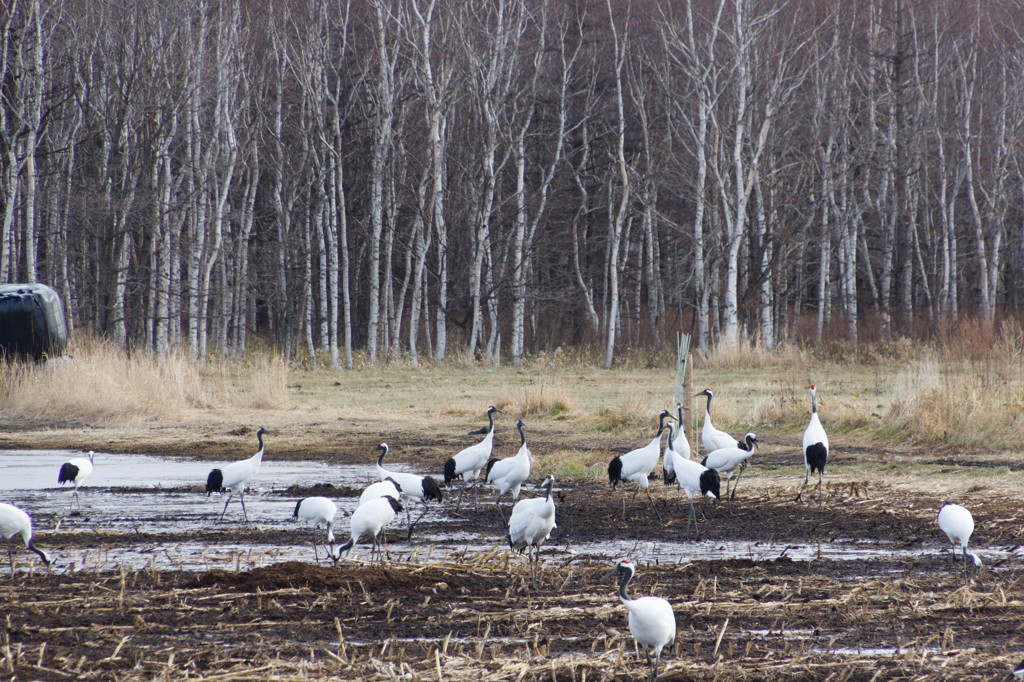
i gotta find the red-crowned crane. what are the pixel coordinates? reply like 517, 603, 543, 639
293, 496, 338, 563
0, 503, 52, 574
375, 443, 443, 539
205, 427, 267, 523
661, 404, 690, 506
701, 433, 758, 514
795, 385, 829, 504
663, 421, 720, 539
332, 495, 404, 564
443, 406, 503, 512
485, 419, 531, 527
605, 558, 676, 682
695, 389, 748, 454
507, 474, 556, 590
58, 450, 95, 510
937, 502, 982, 583
608, 413, 670, 523
359, 478, 403, 507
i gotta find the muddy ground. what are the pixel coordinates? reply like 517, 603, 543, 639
2, 424, 1024, 680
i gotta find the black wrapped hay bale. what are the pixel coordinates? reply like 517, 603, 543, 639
0, 283, 69, 361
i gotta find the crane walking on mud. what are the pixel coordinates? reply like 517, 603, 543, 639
606, 558, 676, 682
332, 495, 404, 564
375, 443, 443, 539
937, 502, 982, 583
485, 419, 531, 527
443, 406, 502, 512
608, 413, 670, 523
58, 450, 95, 511
663, 421, 720, 539
507, 474, 557, 590
0, 503, 52, 574
796, 386, 829, 504
206, 427, 267, 523
293, 496, 338, 563
696, 389, 749, 455
701, 433, 758, 514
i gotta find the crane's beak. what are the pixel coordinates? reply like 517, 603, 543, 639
603, 567, 620, 578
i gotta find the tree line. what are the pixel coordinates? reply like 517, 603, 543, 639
2, 0, 1022, 368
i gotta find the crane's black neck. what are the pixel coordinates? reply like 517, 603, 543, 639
27, 540, 49, 565
516, 421, 526, 448
376, 445, 388, 468
544, 477, 554, 501
677, 404, 685, 427
256, 428, 265, 454
658, 411, 670, 432
811, 390, 817, 414
487, 409, 497, 432
617, 566, 635, 603
665, 423, 675, 454
745, 434, 756, 449
705, 391, 713, 415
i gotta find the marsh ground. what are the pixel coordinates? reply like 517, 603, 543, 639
2, 360, 1024, 680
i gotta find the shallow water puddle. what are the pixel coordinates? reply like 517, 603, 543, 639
1, 449, 1011, 573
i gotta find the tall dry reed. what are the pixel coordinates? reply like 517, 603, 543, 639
0, 336, 289, 423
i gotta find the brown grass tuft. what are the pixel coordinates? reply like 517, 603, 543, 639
0, 335, 289, 423
696, 339, 815, 371
494, 378, 576, 418
882, 358, 1024, 449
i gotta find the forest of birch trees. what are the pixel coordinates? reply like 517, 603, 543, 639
2, 0, 1023, 367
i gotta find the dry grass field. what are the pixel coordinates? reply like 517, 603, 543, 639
1, 325, 1024, 681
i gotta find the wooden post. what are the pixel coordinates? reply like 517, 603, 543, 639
673, 333, 693, 456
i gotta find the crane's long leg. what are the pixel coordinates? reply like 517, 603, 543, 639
686, 497, 697, 540
645, 488, 664, 523
651, 649, 660, 682
7, 539, 13, 575
731, 465, 745, 501
495, 499, 508, 529
219, 494, 234, 522
676, 486, 683, 512
455, 479, 468, 513
531, 545, 538, 590
817, 471, 824, 505
239, 493, 250, 522
408, 503, 432, 541
794, 469, 810, 503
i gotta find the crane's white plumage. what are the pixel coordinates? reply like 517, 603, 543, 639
659, 403, 692, 503
696, 389, 745, 454
375, 443, 443, 539
206, 427, 267, 523
664, 422, 720, 539
359, 478, 403, 507
508, 474, 556, 589
58, 450, 95, 510
796, 385, 829, 504
1013, 658, 1024, 679
0, 503, 52, 573
486, 419, 531, 526
334, 495, 404, 563
937, 502, 982, 582
701, 433, 757, 514
444, 406, 502, 511
608, 413, 669, 522
293, 496, 338, 562
606, 558, 676, 682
